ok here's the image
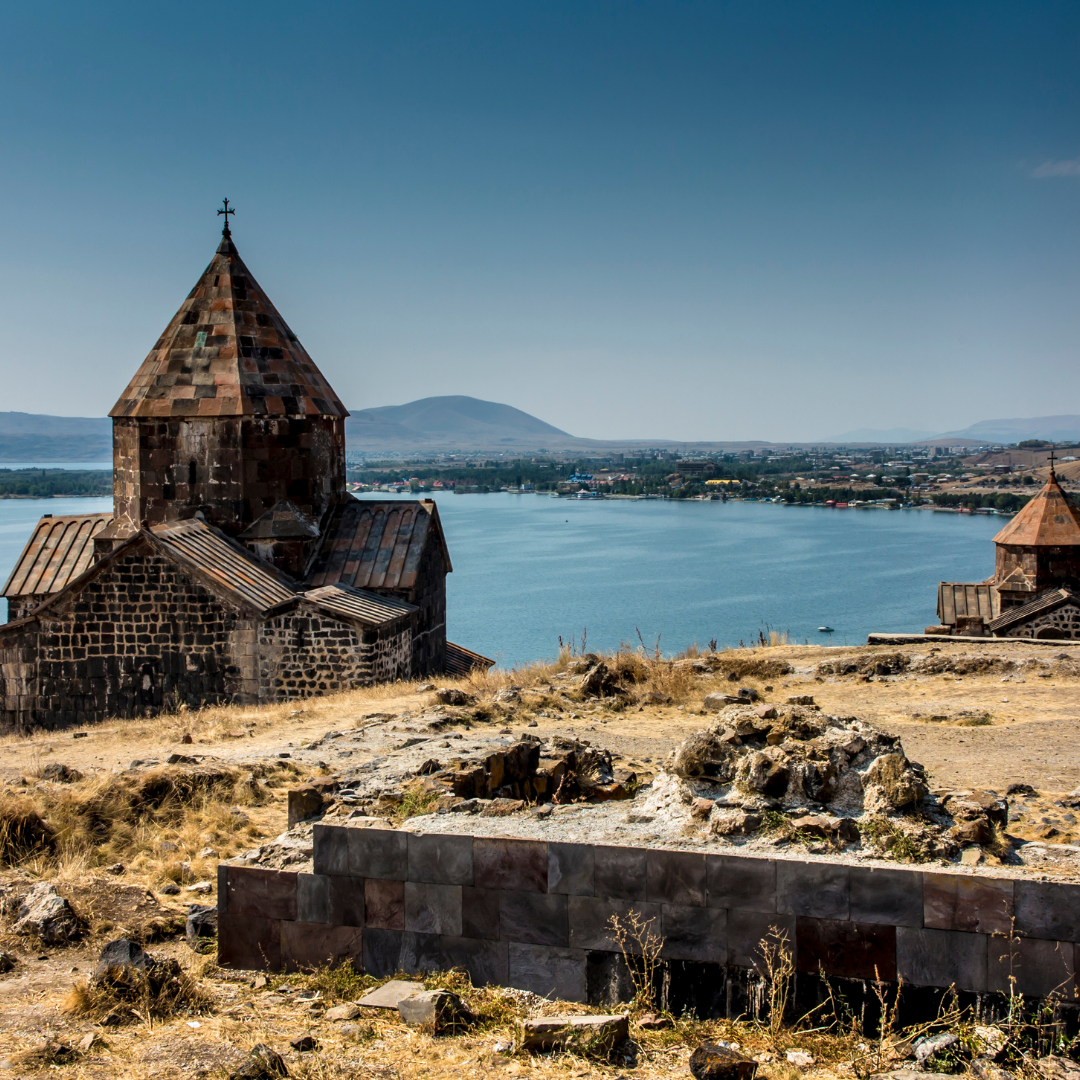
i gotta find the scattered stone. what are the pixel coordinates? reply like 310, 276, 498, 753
186, 904, 218, 942
786, 1049, 815, 1067
73, 731, 88, 739
1038, 1057, 1080, 1080
40, 763, 82, 783
736, 686, 759, 702
105, 863, 125, 875
92, 938, 182, 998
961, 846, 985, 866
325, 1003, 361, 1021
289, 1035, 318, 1052
789, 814, 860, 844
417, 758, 441, 775
158, 883, 181, 896
228, 1043, 289, 1079
166, 753, 198, 765
181, 733, 193, 744
579, 662, 624, 698
640, 691, 673, 705
754, 705, 778, 720
710, 810, 762, 836
972, 1026, 1007, 1059
786, 695, 815, 706
480, 798, 526, 816
186, 881, 213, 894
527, 719, 538, 727
77, 1032, 101, 1052
703, 693, 743, 711
434, 688, 473, 706
397, 989, 476, 1030
494, 688, 519, 703
358, 979, 425, 1009
416, 682, 436, 692
519, 1013, 629, 1051
915, 1032, 960, 1068
287, 786, 325, 828
100, 1009, 127, 1026
689, 1042, 758, 1080
1007, 783, 1037, 796
14, 883, 79, 944
636, 1012, 672, 1030
690, 797, 715, 820
252, 975, 268, 989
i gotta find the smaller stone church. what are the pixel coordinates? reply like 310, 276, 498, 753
935, 466, 1080, 639
0, 216, 489, 732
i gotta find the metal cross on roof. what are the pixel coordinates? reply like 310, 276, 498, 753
1050, 447, 1057, 478
217, 198, 236, 235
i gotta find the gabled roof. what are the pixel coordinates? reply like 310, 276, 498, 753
304, 583, 416, 627
988, 588, 1079, 633
306, 499, 452, 592
445, 641, 495, 676
149, 518, 297, 614
993, 475, 1080, 547
110, 233, 347, 421
936, 582, 999, 625
238, 500, 320, 541
2, 513, 111, 599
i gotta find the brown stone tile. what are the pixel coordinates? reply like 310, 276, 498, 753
365, 878, 404, 930
218, 912, 281, 971
473, 838, 548, 892
280, 921, 363, 973
924, 873, 1013, 935
224, 867, 297, 921
796, 917, 896, 981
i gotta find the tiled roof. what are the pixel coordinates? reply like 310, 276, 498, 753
1, 513, 111, 599
306, 499, 452, 591
988, 588, 1078, 633
110, 233, 347, 420
238, 500, 320, 540
936, 582, 1000, 625
992, 476, 1080, 547
150, 518, 297, 614
304, 583, 416, 627
445, 641, 495, 676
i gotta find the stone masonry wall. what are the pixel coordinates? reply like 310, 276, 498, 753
371, 541, 446, 678
113, 415, 346, 537
1002, 604, 1080, 640
218, 825, 1080, 1009
0, 545, 252, 731
256, 612, 412, 702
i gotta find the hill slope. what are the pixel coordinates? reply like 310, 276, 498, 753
345, 395, 573, 449
931, 415, 1080, 444
0, 412, 111, 461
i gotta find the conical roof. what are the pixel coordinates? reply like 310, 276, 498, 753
992, 473, 1080, 547
110, 232, 347, 419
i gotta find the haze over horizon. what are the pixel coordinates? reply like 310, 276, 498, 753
1, 2, 1077, 443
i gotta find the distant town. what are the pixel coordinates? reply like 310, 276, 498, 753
342, 438, 1078, 514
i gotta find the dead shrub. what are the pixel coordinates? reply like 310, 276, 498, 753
0, 799, 56, 864
63, 954, 209, 1024
715, 652, 793, 682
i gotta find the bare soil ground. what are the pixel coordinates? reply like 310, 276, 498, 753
0, 639, 1076, 1077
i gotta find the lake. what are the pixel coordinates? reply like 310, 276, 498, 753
0, 493, 1003, 667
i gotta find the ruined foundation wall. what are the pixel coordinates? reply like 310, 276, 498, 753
1001, 605, 1080, 640
218, 825, 1080, 1009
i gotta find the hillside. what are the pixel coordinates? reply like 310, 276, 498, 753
345, 395, 572, 449
930, 415, 1080, 444
0, 413, 110, 461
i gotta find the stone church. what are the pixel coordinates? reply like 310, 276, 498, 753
935, 464, 1080, 639
0, 218, 488, 732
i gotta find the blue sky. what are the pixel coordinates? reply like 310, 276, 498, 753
0, 1, 1077, 441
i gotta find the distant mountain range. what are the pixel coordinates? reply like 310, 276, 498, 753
2, 401, 1079, 460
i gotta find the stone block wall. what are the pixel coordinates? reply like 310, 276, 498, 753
217, 826, 1080, 1008
112, 416, 346, 536
256, 612, 412, 701
1002, 604, 1080, 640
0, 545, 248, 730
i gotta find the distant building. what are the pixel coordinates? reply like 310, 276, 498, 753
935, 463, 1080, 638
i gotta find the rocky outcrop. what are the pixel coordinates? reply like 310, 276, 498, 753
13, 883, 79, 944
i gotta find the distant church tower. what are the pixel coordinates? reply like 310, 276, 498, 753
104, 202, 348, 540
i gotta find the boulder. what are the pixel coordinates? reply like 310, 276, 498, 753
186, 904, 218, 942
0, 951, 16, 973
1038, 1058, 1080, 1080
915, 1032, 960, 1068
14, 883, 79, 944
519, 1013, 629, 1051
40, 763, 82, 783
690, 797, 715, 820
289, 1035, 318, 1052
670, 731, 738, 781
228, 1043, 289, 1079
710, 810, 762, 836
397, 989, 476, 1031
325, 1003, 361, 1021
287, 786, 325, 828
689, 1042, 758, 1080
434, 688, 473, 706
786, 695, 815, 706
789, 814, 860, 844
92, 938, 181, 997
579, 662, 619, 698
742, 750, 790, 798
862, 753, 927, 810
704, 693, 743, 711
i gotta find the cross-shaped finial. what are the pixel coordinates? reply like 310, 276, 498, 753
1049, 447, 1057, 479
217, 198, 236, 235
